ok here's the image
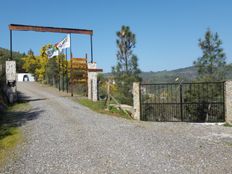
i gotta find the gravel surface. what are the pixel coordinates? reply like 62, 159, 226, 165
1, 82, 232, 174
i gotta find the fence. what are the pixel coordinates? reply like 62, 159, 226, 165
138, 82, 225, 122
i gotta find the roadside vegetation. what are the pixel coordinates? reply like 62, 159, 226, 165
224, 123, 232, 127
74, 97, 132, 120
111, 25, 141, 105
0, 101, 31, 166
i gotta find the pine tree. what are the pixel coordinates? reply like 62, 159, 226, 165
112, 25, 141, 104
194, 29, 226, 81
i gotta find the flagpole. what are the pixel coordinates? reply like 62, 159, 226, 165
90, 34, 93, 63
62, 50, 64, 92
58, 55, 60, 91
66, 48, 68, 93
70, 33, 73, 97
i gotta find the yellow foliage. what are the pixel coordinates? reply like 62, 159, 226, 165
21, 50, 36, 73
34, 45, 50, 82
21, 44, 70, 82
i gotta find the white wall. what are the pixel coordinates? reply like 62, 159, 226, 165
17, 73, 35, 82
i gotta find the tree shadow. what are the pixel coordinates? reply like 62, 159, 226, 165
17, 91, 47, 103
0, 108, 44, 127
0, 91, 44, 140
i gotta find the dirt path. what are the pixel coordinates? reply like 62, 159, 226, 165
1, 82, 232, 174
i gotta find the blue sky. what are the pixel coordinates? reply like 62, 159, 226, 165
0, 0, 232, 72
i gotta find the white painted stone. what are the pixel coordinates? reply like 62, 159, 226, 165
6, 61, 16, 82
225, 81, 232, 124
88, 62, 102, 102
133, 82, 140, 120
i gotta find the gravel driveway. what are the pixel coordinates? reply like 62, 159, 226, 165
1, 82, 232, 174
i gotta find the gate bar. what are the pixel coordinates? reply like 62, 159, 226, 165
180, 84, 183, 121
90, 34, 93, 63
9, 24, 93, 35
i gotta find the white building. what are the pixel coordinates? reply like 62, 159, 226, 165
17, 73, 35, 82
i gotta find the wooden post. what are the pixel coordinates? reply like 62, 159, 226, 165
106, 81, 110, 110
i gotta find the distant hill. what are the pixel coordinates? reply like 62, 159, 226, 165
104, 66, 198, 83
141, 64, 232, 83
105, 65, 232, 83
140, 66, 198, 83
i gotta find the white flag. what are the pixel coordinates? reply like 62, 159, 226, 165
56, 34, 70, 52
46, 46, 59, 58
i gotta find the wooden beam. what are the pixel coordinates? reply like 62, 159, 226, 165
9, 24, 93, 35
88, 68, 103, 72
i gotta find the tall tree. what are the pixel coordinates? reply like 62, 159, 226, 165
0, 47, 25, 73
112, 25, 141, 104
22, 49, 37, 74
35, 45, 50, 82
194, 29, 226, 81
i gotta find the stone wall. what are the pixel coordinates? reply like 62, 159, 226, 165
132, 82, 140, 120
225, 81, 232, 124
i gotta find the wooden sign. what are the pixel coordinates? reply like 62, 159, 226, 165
71, 58, 88, 85
71, 58, 87, 70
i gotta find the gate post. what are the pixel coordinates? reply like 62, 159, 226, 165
225, 81, 232, 124
88, 62, 103, 101
133, 82, 141, 120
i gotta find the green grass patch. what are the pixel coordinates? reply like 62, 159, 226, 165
224, 123, 232, 127
75, 98, 132, 120
0, 101, 31, 166
0, 126, 22, 165
225, 142, 232, 147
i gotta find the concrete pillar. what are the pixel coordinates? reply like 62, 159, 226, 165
225, 81, 232, 124
88, 71, 98, 101
133, 82, 141, 120
88, 62, 102, 102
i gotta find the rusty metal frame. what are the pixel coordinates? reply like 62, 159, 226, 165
9, 24, 94, 96
9, 24, 93, 35
8, 24, 94, 62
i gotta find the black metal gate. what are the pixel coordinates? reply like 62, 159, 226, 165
140, 82, 225, 122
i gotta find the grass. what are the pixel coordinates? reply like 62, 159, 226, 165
0, 101, 31, 166
0, 127, 22, 165
75, 98, 132, 120
224, 123, 232, 127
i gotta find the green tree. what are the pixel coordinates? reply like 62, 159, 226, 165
194, 29, 226, 81
184, 29, 227, 122
46, 56, 59, 86
0, 47, 25, 73
35, 45, 50, 82
22, 49, 37, 74
112, 25, 141, 104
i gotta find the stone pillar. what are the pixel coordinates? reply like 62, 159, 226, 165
133, 82, 141, 120
88, 62, 103, 102
225, 81, 232, 124
5, 61, 17, 104
88, 71, 98, 101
